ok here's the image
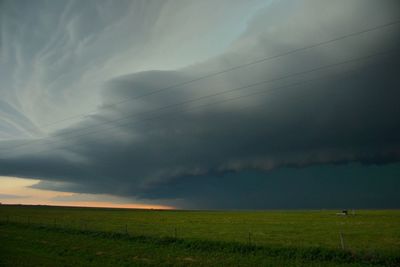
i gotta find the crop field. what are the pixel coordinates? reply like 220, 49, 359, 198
0, 205, 399, 266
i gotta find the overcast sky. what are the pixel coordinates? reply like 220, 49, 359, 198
0, 0, 399, 209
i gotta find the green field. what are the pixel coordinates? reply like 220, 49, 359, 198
0, 205, 399, 266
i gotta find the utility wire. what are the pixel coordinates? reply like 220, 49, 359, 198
1, 48, 395, 156
34, 19, 400, 129
34, 50, 395, 138
3, 69, 361, 157
2, 49, 393, 153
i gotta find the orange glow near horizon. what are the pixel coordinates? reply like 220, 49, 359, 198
0, 176, 174, 210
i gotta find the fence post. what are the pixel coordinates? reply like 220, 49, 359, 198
174, 227, 177, 239
339, 232, 345, 250
248, 232, 252, 245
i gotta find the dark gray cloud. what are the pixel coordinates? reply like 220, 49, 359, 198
0, 0, 400, 208
136, 164, 400, 209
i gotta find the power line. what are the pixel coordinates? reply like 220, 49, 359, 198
2, 70, 360, 158
34, 19, 400, 129
40, 50, 393, 138
1, 48, 394, 156
2, 49, 392, 153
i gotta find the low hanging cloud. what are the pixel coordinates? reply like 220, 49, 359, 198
0, 0, 400, 208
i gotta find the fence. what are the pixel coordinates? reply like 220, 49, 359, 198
0, 214, 349, 250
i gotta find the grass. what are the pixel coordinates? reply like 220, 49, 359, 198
0, 205, 399, 266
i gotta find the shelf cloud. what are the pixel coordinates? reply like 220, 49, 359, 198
1, 0, 399, 208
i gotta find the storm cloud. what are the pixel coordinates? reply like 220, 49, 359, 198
1, 0, 400, 208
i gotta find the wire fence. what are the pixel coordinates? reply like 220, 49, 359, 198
0, 214, 353, 251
